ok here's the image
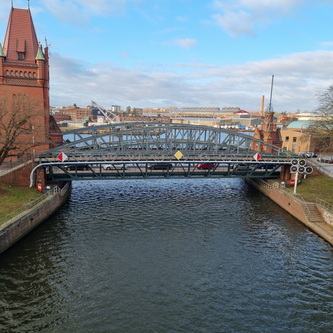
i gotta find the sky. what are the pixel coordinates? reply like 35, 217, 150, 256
1, 0, 333, 113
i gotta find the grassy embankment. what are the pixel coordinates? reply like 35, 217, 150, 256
0, 185, 42, 223
296, 174, 333, 205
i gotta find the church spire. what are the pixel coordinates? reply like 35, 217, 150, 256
0, 43, 5, 57
35, 43, 45, 60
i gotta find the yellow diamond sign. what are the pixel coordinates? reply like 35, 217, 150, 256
174, 150, 183, 160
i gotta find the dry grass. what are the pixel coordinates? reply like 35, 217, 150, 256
0, 185, 41, 220
296, 174, 333, 204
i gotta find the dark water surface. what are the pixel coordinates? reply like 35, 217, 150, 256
1, 179, 333, 333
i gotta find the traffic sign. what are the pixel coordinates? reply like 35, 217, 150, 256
298, 166, 306, 174
290, 165, 298, 173
305, 166, 313, 174
299, 159, 306, 166
291, 159, 299, 165
57, 152, 68, 162
253, 153, 261, 161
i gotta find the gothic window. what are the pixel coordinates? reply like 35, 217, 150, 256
17, 52, 25, 60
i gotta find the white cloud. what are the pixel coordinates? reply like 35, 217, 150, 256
49, 50, 333, 112
39, 0, 140, 24
320, 41, 333, 48
166, 38, 197, 49
211, 0, 299, 36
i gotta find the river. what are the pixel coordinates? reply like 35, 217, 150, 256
1, 178, 333, 332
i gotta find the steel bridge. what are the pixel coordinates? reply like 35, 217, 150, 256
32, 122, 296, 185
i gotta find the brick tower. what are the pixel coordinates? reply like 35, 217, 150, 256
0, 4, 62, 161
252, 76, 282, 153
252, 111, 283, 153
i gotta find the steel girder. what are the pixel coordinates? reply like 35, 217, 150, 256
40, 122, 292, 163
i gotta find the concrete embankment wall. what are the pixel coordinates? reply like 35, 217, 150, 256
247, 180, 308, 223
0, 183, 71, 255
247, 179, 333, 245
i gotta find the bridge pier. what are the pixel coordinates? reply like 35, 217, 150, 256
36, 167, 47, 191
280, 165, 291, 182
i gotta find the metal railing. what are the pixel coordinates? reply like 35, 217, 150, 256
316, 198, 333, 214
248, 178, 311, 217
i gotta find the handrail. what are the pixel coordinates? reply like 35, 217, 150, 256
249, 178, 311, 217
316, 198, 333, 214
279, 187, 311, 217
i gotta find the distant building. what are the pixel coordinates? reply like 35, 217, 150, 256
170, 107, 240, 119
110, 105, 121, 113
59, 105, 92, 122
280, 121, 315, 153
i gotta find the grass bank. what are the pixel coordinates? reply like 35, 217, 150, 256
0, 185, 41, 222
289, 174, 333, 205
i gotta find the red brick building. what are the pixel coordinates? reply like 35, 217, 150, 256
251, 111, 282, 153
0, 5, 62, 159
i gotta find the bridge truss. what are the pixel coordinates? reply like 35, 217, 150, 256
34, 122, 295, 184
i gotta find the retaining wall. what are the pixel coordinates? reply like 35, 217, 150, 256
0, 161, 34, 186
247, 179, 333, 245
0, 183, 71, 255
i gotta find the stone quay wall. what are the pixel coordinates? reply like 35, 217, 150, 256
0, 183, 71, 255
247, 179, 333, 245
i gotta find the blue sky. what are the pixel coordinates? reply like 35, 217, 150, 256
1, 0, 333, 113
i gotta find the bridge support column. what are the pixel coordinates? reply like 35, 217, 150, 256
36, 167, 47, 191
280, 165, 291, 182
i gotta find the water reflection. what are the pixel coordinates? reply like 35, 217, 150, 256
1, 178, 333, 332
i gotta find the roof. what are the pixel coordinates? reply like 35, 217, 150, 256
287, 120, 311, 129
234, 110, 249, 114
3, 7, 39, 63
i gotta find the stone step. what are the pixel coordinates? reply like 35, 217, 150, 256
305, 203, 324, 222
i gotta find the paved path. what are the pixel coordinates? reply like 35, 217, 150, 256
306, 157, 333, 177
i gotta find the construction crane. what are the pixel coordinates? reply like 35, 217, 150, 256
91, 100, 118, 124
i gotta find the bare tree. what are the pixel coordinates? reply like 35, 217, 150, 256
0, 91, 43, 165
306, 85, 333, 153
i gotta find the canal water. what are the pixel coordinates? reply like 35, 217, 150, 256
1, 179, 333, 332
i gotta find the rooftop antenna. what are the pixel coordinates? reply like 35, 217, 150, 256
28, 0, 30, 10
267, 75, 274, 112
11, 0, 13, 8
